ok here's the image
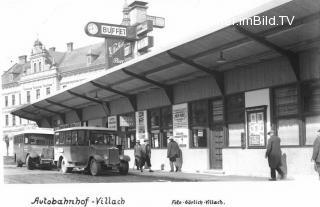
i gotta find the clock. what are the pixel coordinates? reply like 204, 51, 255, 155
87, 23, 98, 35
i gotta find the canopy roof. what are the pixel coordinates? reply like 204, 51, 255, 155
11, 0, 320, 123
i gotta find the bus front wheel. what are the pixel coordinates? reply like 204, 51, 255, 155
90, 159, 101, 176
60, 158, 73, 173
26, 155, 34, 170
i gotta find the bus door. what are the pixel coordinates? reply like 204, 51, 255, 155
69, 130, 89, 166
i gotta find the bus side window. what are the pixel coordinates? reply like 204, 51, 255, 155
65, 131, 72, 145
71, 131, 77, 145
54, 133, 59, 145
59, 132, 65, 145
77, 130, 85, 145
25, 137, 29, 144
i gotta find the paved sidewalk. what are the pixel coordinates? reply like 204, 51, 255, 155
128, 169, 269, 182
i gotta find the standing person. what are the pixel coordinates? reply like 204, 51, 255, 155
265, 130, 285, 181
175, 147, 183, 172
167, 137, 180, 172
311, 129, 320, 180
4, 135, 9, 156
140, 140, 153, 172
134, 140, 142, 170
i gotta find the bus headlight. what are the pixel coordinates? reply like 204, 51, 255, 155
103, 155, 108, 160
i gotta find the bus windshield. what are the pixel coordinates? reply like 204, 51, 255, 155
90, 131, 116, 146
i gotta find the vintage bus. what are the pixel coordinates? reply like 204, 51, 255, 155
13, 129, 54, 170
54, 127, 130, 176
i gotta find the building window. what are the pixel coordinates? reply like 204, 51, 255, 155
226, 93, 245, 147
27, 91, 31, 103
36, 89, 40, 99
5, 115, 9, 126
273, 85, 300, 146
19, 93, 21, 105
5, 96, 8, 107
12, 94, 15, 106
12, 115, 16, 126
190, 100, 209, 148
39, 62, 42, 71
302, 81, 320, 145
34, 62, 37, 73
46, 87, 51, 95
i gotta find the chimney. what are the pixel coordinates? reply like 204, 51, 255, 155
49, 47, 56, 52
129, 1, 148, 25
18, 55, 27, 64
67, 42, 73, 52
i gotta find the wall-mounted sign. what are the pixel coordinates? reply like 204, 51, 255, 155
107, 116, 117, 131
147, 15, 165, 28
172, 103, 189, 147
136, 20, 153, 36
120, 115, 135, 127
136, 111, 148, 141
137, 36, 154, 51
85, 22, 136, 40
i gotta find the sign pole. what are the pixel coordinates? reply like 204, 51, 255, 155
104, 38, 109, 69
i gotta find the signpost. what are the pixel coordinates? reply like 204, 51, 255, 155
147, 15, 165, 28
137, 36, 154, 51
84, 6, 165, 68
85, 22, 136, 40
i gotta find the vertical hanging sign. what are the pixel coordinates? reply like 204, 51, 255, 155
172, 103, 189, 147
136, 111, 148, 141
106, 39, 126, 68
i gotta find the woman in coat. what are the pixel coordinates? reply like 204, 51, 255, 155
265, 130, 285, 180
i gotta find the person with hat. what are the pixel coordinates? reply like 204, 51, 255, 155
265, 130, 285, 181
134, 140, 142, 170
140, 139, 153, 172
167, 137, 180, 172
311, 129, 320, 180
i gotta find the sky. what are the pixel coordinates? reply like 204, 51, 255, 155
0, 0, 280, 73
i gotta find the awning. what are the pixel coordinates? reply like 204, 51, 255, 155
11, 0, 320, 123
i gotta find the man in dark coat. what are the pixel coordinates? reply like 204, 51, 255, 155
140, 140, 153, 172
167, 137, 180, 172
265, 130, 285, 180
311, 129, 320, 180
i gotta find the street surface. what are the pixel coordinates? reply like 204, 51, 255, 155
3, 165, 185, 184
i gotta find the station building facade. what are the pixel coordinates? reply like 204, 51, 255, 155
10, 0, 320, 177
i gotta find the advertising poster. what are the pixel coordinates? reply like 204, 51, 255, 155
248, 110, 265, 147
135, 110, 148, 141
172, 103, 189, 146
107, 116, 117, 131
